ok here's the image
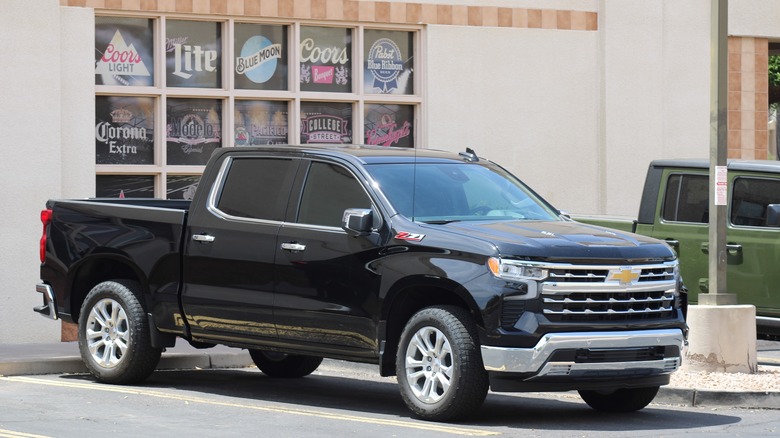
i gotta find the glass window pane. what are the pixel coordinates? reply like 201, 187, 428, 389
300, 26, 352, 93
300, 102, 352, 144
96, 96, 155, 165
731, 177, 780, 227
96, 175, 155, 198
167, 98, 223, 166
167, 175, 200, 200
364, 30, 414, 95
662, 174, 708, 223
166, 20, 222, 88
364, 104, 414, 148
217, 158, 293, 221
298, 162, 371, 227
234, 100, 289, 145
95, 16, 154, 86
235, 23, 288, 90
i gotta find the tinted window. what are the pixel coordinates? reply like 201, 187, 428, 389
298, 162, 371, 227
731, 177, 780, 227
662, 174, 709, 223
217, 158, 293, 220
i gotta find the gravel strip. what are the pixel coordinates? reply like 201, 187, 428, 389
669, 365, 780, 391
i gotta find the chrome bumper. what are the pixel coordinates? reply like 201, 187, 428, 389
33, 283, 58, 320
482, 329, 684, 378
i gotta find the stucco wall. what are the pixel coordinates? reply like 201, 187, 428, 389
426, 25, 601, 214
730, 0, 780, 39
0, 0, 94, 343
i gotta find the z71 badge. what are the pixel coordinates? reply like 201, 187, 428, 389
394, 231, 425, 242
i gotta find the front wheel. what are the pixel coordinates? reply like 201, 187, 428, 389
396, 306, 489, 422
578, 386, 660, 412
78, 280, 161, 384
249, 350, 323, 378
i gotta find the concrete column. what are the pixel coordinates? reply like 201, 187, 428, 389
684, 304, 757, 373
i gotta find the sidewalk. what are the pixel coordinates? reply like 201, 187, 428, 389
1, 339, 778, 410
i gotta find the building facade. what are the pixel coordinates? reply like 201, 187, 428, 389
1, 0, 777, 343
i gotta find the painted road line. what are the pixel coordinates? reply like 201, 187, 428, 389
0, 429, 51, 438
0, 376, 498, 437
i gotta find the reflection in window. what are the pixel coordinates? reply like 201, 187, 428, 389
234, 23, 288, 90
731, 177, 780, 227
96, 96, 155, 165
166, 20, 222, 88
217, 158, 293, 221
662, 174, 709, 223
364, 104, 414, 148
166, 98, 223, 165
298, 162, 371, 227
96, 175, 155, 198
364, 30, 414, 95
167, 175, 200, 200
95, 16, 154, 86
300, 26, 352, 93
300, 102, 352, 144
234, 100, 289, 145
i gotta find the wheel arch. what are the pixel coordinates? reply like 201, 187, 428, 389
379, 275, 483, 377
68, 253, 148, 321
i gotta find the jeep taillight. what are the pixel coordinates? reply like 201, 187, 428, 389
40, 209, 52, 263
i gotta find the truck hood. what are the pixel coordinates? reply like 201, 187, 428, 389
438, 220, 674, 261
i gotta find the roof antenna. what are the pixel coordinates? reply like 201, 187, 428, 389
459, 147, 479, 162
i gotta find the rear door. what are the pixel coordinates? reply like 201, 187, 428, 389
182, 154, 299, 343
274, 159, 384, 356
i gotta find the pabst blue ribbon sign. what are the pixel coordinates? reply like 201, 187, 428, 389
367, 38, 403, 93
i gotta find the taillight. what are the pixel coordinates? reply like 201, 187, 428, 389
40, 209, 52, 263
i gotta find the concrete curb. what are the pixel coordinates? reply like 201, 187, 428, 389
655, 387, 780, 409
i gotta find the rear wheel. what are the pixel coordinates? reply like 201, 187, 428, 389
249, 350, 323, 378
578, 386, 660, 412
78, 280, 161, 384
396, 306, 489, 422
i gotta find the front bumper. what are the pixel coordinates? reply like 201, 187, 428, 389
482, 328, 684, 378
33, 283, 58, 320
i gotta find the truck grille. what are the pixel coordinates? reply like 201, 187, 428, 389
501, 262, 678, 327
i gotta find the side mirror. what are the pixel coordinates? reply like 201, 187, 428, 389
342, 208, 373, 236
766, 204, 780, 227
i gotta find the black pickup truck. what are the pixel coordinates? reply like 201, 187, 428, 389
36, 146, 687, 421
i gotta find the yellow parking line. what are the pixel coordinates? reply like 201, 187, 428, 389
0, 376, 499, 437
0, 429, 51, 438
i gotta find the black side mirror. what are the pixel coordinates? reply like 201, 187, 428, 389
766, 204, 780, 227
342, 208, 373, 236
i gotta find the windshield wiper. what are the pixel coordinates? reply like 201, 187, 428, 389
422, 219, 461, 224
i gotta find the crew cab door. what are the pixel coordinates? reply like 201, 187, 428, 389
274, 159, 384, 355
182, 155, 299, 343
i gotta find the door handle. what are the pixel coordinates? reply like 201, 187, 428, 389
281, 242, 306, 252
192, 234, 215, 243
700, 242, 742, 253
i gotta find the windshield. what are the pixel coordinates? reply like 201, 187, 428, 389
365, 162, 560, 223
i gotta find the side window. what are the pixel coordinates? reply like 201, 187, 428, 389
217, 158, 293, 221
731, 177, 780, 227
662, 174, 709, 223
298, 162, 371, 227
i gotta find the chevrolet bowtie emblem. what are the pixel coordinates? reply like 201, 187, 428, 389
609, 268, 640, 285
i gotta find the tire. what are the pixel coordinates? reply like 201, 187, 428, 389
396, 306, 489, 422
249, 350, 323, 378
77, 280, 161, 384
578, 386, 660, 412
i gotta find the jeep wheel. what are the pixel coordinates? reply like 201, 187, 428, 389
249, 350, 323, 378
78, 280, 161, 384
578, 386, 660, 412
396, 306, 489, 422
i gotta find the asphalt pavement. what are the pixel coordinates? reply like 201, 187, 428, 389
1, 339, 778, 410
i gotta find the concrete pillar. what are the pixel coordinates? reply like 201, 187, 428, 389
684, 305, 757, 373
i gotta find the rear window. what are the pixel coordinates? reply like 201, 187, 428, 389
216, 158, 294, 221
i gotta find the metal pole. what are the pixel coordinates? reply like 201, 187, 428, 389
701, 0, 736, 305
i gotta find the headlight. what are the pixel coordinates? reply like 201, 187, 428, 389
488, 257, 548, 281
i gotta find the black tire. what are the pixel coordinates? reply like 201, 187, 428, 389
249, 350, 323, 378
77, 280, 161, 384
396, 306, 489, 422
578, 386, 660, 412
